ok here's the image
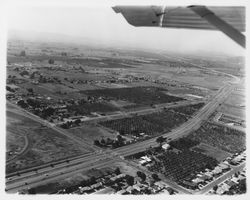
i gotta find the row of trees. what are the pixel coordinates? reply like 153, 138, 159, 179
93, 135, 125, 148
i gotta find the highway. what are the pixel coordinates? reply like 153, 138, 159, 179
5, 80, 237, 193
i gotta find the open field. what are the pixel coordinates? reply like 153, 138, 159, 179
67, 124, 117, 142
133, 63, 233, 90
181, 55, 245, 77
191, 143, 231, 162
8, 55, 134, 67
217, 105, 245, 119
217, 88, 245, 119
67, 102, 119, 115
6, 109, 91, 174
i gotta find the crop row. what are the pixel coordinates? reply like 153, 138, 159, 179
148, 150, 218, 183
99, 109, 190, 137
99, 116, 163, 136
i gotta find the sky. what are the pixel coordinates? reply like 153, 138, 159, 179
6, 5, 245, 56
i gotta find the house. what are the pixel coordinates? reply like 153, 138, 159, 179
90, 182, 102, 190
154, 181, 166, 189
139, 156, 152, 165
225, 180, 237, 188
182, 180, 198, 190
162, 143, 170, 150
110, 174, 125, 182
212, 166, 223, 174
216, 187, 225, 195
221, 183, 230, 191
192, 178, 204, 184
139, 159, 147, 165
231, 177, 239, 184
117, 189, 128, 195
218, 163, 230, 170
204, 171, 213, 178
223, 160, 230, 165
79, 186, 93, 194
133, 184, 141, 191
141, 156, 152, 162
126, 186, 134, 193
199, 174, 211, 181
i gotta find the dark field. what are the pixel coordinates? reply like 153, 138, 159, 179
83, 87, 184, 106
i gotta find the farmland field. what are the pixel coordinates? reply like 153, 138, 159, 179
99, 104, 204, 137
186, 122, 245, 154
147, 149, 218, 185
141, 110, 189, 131
99, 116, 164, 136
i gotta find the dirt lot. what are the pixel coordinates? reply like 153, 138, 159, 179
67, 123, 117, 142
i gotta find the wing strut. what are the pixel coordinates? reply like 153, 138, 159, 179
189, 6, 245, 48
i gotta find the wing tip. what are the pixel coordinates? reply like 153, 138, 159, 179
112, 6, 121, 13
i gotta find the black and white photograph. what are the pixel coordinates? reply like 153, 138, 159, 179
1, 0, 247, 197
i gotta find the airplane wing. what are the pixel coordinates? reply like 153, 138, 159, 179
112, 6, 245, 48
